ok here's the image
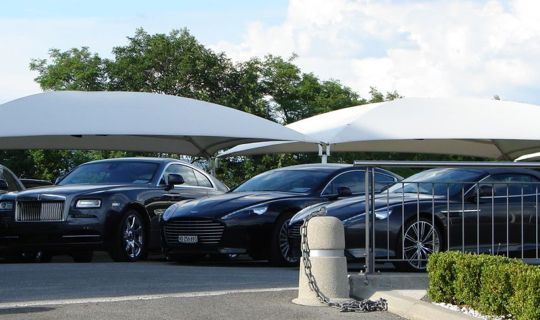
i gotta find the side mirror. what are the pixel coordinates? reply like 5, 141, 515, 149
0, 179, 8, 191
337, 186, 353, 197
165, 174, 184, 191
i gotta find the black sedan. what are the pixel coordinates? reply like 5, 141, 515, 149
289, 167, 540, 271
0, 157, 227, 262
160, 164, 401, 266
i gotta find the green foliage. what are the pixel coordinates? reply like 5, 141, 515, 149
426, 251, 460, 303
507, 266, 540, 320
427, 252, 540, 319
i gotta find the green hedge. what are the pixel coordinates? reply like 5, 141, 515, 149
427, 252, 540, 320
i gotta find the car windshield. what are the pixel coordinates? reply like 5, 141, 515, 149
234, 170, 330, 193
59, 161, 160, 185
387, 168, 485, 196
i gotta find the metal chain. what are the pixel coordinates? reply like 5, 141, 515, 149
300, 207, 388, 313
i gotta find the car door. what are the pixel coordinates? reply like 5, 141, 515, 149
0, 166, 22, 194
479, 174, 538, 257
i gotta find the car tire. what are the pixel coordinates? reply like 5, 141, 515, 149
71, 250, 94, 263
270, 215, 299, 267
396, 217, 442, 272
110, 210, 147, 262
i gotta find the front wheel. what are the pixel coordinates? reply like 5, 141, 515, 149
396, 218, 441, 272
110, 210, 147, 262
270, 216, 299, 267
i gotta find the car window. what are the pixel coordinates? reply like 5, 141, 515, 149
482, 174, 539, 196
0, 167, 21, 192
163, 165, 198, 187
194, 170, 213, 188
60, 162, 159, 185
322, 171, 365, 195
375, 172, 397, 192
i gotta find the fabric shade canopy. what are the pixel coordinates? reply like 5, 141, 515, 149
0, 91, 315, 157
219, 97, 540, 160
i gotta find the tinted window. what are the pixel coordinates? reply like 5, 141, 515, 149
194, 170, 213, 188
59, 162, 159, 185
163, 165, 198, 187
482, 174, 540, 196
235, 170, 330, 193
0, 167, 20, 192
388, 168, 485, 196
322, 171, 365, 195
375, 172, 398, 192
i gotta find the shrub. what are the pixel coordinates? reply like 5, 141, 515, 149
477, 262, 517, 316
427, 251, 461, 303
427, 252, 539, 319
507, 266, 540, 320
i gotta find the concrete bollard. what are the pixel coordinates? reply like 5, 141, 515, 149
293, 216, 351, 306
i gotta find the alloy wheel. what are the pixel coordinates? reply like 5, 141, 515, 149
123, 214, 144, 259
278, 218, 299, 264
403, 220, 440, 270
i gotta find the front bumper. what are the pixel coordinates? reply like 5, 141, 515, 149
0, 214, 105, 253
160, 217, 270, 258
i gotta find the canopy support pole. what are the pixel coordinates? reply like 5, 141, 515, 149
318, 143, 331, 164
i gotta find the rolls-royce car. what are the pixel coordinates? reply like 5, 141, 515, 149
160, 164, 401, 266
288, 167, 540, 271
0, 158, 227, 262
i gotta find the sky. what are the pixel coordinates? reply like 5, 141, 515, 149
2, 0, 540, 105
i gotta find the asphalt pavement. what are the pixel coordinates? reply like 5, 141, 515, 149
0, 254, 401, 320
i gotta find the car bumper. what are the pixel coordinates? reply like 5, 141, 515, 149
161, 217, 269, 257
0, 217, 104, 252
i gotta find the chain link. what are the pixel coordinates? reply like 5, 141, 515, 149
300, 207, 388, 313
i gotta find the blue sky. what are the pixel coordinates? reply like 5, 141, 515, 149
2, 0, 540, 105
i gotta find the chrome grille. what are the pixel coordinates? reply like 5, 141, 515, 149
288, 222, 302, 240
164, 219, 224, 245
15, 201, 65, 222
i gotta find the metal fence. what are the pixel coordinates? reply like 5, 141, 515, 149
354, 161, 540, 273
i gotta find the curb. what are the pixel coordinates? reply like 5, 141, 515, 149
366, 290, 475, 320
349, 273, 475, 320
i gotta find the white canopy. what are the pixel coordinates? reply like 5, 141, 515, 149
0, 91, 315, 156
220, 97, 540, 160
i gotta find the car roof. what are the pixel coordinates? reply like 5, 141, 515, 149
273, 163, 352, 172
84, 157, 189, 165
420, 167, 540, 179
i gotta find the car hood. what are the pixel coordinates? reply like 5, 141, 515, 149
164, 191, 304, 219
5, 184, 136, 200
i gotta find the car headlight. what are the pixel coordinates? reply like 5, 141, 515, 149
222, 204, 269, 220
290, 203, 327, 223
342, 207, 392, 225
0, 201, 14, 211
76, 199, 101, 208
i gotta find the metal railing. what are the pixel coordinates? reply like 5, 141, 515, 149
354, 161, 540, 273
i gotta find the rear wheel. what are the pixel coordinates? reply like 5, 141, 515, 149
270, 216, 299, 266
110, 210, 147, 262
396, 218, 441, 271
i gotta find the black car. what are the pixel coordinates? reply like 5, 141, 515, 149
289, 167, 540, 271
19, 179, 54, 189
0, 158, 227, 262
160, 164, 401, 266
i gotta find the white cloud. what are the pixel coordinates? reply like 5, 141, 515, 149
213, 0, 540, 103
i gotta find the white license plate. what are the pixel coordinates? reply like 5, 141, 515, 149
178, 235, 198, 244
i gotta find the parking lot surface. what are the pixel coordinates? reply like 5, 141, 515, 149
0, 255, 400, 320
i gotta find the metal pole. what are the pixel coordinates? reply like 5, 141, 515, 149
364, 167, 372, 274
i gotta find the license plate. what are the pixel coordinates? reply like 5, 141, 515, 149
178, 235, 198, 244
